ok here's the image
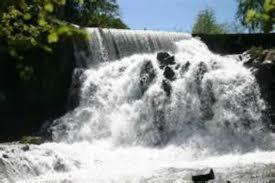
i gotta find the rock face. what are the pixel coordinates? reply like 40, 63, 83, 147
243, 48, 275, 130
157, 52, 176, 68
163, 66, 176, 81
0, 40, 76, 142
140, 60, 156, 95
156, 52, 178, 96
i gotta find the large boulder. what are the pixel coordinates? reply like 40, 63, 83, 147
163, 66, 176, 81
157, 52, 176, 68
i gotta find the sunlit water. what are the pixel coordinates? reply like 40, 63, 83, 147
1, 30, 275, 182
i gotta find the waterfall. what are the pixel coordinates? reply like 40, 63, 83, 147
1, 29, 275, 183
74, 28, 190, 66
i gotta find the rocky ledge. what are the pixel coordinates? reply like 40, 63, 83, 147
241, 48, 275, 130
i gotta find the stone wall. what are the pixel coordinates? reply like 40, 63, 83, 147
0, 40, 76, 142
193, 33, 275, 54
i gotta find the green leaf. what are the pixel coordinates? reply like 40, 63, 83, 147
38, 18, 47, 26
23, 13, 31, 20
44, 3, 54, 12
47, 32, 58, 43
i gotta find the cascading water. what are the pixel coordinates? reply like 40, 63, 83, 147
1, 29, 275, 183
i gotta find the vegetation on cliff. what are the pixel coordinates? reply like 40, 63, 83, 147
0, 0, 128, 141
236, 0, 274, 33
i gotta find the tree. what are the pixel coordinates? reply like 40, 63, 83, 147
64, 0, 128, 28
0, 0, 87, 80
236, 0, 275, 33
192, 8, 228, 34
0, 0, 86, 56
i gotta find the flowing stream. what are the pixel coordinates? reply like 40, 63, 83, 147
1, 29, 275, 183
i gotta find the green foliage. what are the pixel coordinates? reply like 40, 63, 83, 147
192, 8, 228, 34
0, 0, 127, 81
64, 0, 128, 28
0, 0, 87, 80
236, 0, 275, 33
0, 0, 87, 54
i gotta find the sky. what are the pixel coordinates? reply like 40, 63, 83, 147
117, 0, 237, 32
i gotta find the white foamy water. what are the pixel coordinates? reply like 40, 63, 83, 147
1, 30, 275, 182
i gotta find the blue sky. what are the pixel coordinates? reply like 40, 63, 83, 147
117, 0, 237, 32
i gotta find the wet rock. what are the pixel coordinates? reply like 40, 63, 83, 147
192, 169, 215, 182
157, 52, 170, 61
140, 60, 156, 95
196, 62, 208, 82
175, 64, 180, 70
163, 66, 176, 81
2, 154, 8, 159
181, 61, 190, 74
157, 52, 176, 67
22, 145, 30, 152
162, 80, 172, 97
242, 48, 275, 131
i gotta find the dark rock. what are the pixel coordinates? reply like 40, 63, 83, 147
162, 80, 172, 97
243, 48, 275, 131
192, 33, 275, 54
22, 145, 30, 152
2, 154, 8, 159
163, 66, 176, 81
157, 52, 170, 61
238, 55, 243, 61
196, 62, 207, 82
181, 62, 190, 74
140, 60, 156, 95
157, 52, 176, 67
192, 169, 215, 182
